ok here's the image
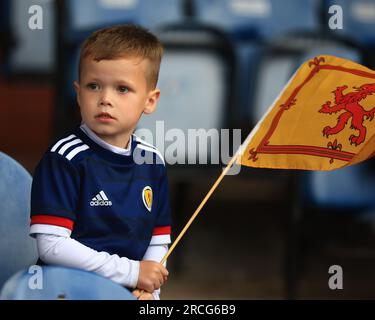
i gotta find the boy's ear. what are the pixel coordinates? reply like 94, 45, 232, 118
143, 88, 160, 114
74, 81, 81, 106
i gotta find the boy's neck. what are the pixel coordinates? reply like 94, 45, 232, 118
80, 123, 131, 155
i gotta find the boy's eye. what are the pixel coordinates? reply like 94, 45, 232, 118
87, 83, 99, 90
118, 86, 129, 94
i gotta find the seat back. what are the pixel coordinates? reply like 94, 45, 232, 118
7, 0, 56, 75
135, 26, 236, 165
303, 161, 375, 210
191, 1, 322, 130
0, 152, 37, 289
296, 47, 375, 211
192, 0, 320, 40
63, 0, 183, 42
0, 266, 135, 300
250, 39, 363, 125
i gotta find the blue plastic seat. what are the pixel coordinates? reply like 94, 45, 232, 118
248, 43, 359, 124
295, 48, 375, 213
303, 162, 375, 211
62, 0, 185, 43
249, 36, 364, 124
4, 0, 55, 75
136, 25, 236, 164
0, 266, 136, 300
191, 0, 322, 128
0, 152, 37, 290
192, 0, 320, 41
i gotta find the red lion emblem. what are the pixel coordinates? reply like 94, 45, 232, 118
319, 83, 375, 146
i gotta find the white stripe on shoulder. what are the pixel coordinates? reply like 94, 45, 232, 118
51, 134, 76, 152
133, 135, 157, 149
66, 144, 90, 160
136, 144, 165, 165
58, 138, 82, 156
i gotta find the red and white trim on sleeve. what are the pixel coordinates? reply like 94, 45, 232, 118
150, 226, 171, 245
31, 215, 74, 230
152, 226, 171, 236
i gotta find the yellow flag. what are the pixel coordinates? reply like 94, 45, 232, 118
239, 55, 375, 171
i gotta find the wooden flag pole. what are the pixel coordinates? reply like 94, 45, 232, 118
160, 153, 239, 265
137, 154, 239, 298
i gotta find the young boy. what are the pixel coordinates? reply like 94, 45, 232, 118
30, 25, 171, 300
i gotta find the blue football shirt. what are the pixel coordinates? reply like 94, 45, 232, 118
30, 126, 172, 261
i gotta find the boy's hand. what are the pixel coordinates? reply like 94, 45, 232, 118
137, 260, 168, 293
138, 292, 155, 300
132, 289, 154, 300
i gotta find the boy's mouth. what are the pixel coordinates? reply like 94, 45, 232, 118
95, 112, 115, 120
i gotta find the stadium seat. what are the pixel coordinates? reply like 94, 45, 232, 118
62, 0, 184, 43
293, 46, 372, 209
0, 152, 38, 290
0, 266, 136, 300
191, 0, 321, 129
248, 35, 364, 125
324, 0, 375, 48
136, 24, 236, 165
294, 52, 375, 221
303, 162, 375, 210
192, 0, 320, 41
6, 0, 55, 75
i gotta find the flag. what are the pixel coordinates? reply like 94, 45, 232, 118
238, 55, 375, 171
163, 56, 375, 263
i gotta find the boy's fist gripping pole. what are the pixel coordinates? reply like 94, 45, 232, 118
137, 260, 169, 293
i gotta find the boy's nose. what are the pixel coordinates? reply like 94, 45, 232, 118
99, 90, 113, 107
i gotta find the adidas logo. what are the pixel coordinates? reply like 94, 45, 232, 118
90, 191, 112, 206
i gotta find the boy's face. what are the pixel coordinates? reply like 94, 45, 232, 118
74, 56, 159, 148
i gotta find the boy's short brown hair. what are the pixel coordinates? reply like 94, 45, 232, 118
79, 24, 164, 89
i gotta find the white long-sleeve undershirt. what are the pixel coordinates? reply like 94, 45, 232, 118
35, 230, 168, 300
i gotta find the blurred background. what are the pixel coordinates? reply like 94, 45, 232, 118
2, 0, 375, 299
